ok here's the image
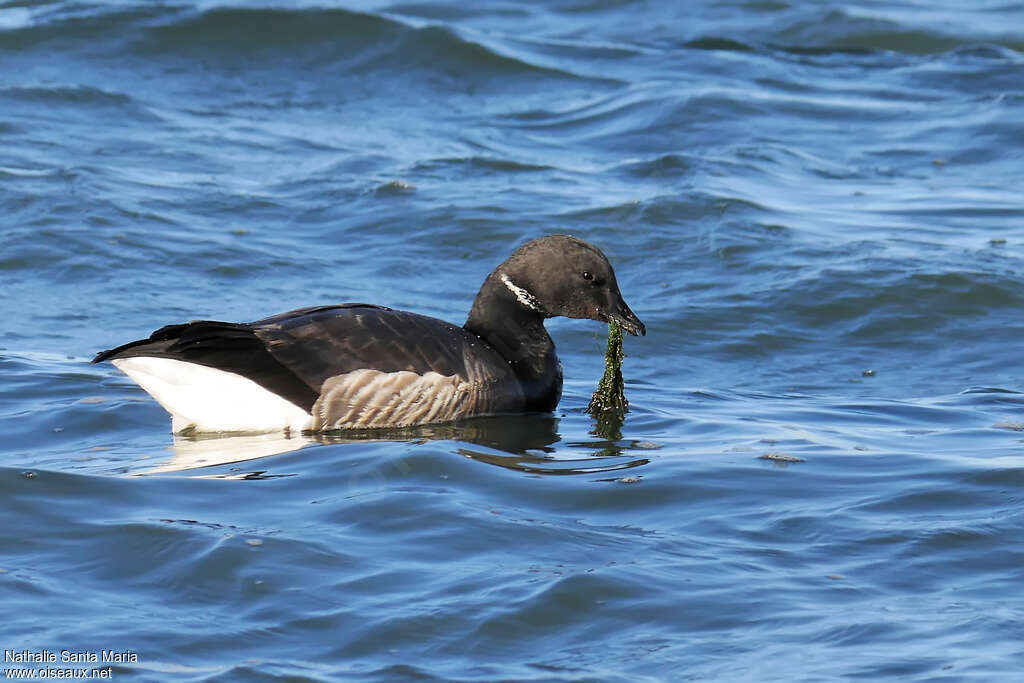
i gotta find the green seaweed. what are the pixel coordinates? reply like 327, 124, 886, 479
587, 320, 628, 439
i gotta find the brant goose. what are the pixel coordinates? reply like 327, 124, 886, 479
93, 235, 645, 433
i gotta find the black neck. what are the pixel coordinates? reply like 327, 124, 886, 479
464, 275, 562, 411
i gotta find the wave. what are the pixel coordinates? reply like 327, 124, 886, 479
0, 3, 605, 85
412, 156, 553, 174
0, 84, 135, 107
5, 2, 1021, 59
678, 9, 1024, 58
142, 6, 402, 52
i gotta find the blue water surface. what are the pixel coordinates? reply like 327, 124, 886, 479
2, 1, 1024, 680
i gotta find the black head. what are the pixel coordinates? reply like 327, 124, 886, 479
486, 234, 646, 336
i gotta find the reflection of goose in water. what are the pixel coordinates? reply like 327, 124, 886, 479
142, 414, 650, 477
144, 431, 315, 475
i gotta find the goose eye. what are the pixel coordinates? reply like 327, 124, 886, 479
582, 271, 594, 281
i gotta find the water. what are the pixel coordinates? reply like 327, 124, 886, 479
3, 0, 1024, 679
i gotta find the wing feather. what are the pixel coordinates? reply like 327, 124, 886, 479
250, 304, 512, 389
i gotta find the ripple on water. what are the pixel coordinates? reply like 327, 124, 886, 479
3, 0, 1024, 679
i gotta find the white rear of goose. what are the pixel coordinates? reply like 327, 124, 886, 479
113, 357, 312, 433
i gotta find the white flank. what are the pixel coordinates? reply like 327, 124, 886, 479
500, 273, 542, 312
112, 357, 312, 434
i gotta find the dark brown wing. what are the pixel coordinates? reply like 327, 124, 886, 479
249, 304, 512, 390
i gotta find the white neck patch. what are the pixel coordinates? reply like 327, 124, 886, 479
500, 273, 544, 313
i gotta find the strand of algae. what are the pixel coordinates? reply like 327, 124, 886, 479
586, 321, 628, 437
